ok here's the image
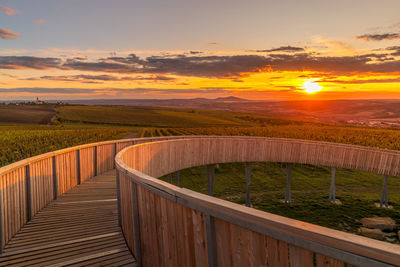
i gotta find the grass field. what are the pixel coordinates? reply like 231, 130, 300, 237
56, 105, 314, 127
161, 162, 400, 239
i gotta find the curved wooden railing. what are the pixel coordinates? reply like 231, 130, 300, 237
116, 137, 400, 267
0, 135, 203, 253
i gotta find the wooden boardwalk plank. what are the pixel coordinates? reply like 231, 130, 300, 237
0, 171, 136, 266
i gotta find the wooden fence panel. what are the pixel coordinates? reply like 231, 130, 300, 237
289, 244, 314, 267
215, 218, 268, 267
0, 167, 27, 249
29, 158, 53, 216
116, 141, 133, 154
316, 253, 345, 267
97, 144, 114, 174
79, 147, 95, 183
134, 184, 208, 267
266, 237, 289, 267
119, 172, 134, 254
55, 151, 78, 195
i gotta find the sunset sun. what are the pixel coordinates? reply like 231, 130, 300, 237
302, 81, 323, 94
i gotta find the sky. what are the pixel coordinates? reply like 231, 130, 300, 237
1, 0, 400, 100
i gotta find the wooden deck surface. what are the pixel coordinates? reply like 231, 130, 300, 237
0, 170, 136, 267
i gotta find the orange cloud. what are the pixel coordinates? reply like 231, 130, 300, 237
34, 19, 46, 25
0, 4, 17, 16
0, 29, 20, 40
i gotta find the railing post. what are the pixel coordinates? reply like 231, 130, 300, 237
168, 173, 173, 184
25, 164, 32, 221
113, 143, 117, 169
175, 171, 180, 186
285, 163, 292, 204
329, 167, 336, 203
205, 215, 218, 267
76, 150, 81, 185
245, 163, 252, 207
116, 170, 122, 227
52, 156, 58, 200
380, 175, 389, 208
207, 165, 215, 196
130, 180, 142, 266
94, 145, 98, 177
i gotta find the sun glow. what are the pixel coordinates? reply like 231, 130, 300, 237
302, 81, 323, 94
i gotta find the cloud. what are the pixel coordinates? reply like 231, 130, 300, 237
357, 33, 400, 41
63, 54, 271, 78
0, 56, 61, 69
0, 88, 92, 94
33, 19, 46, 25
318, 78, 400, 84
33, 74, 176, 82
386, 46, 400, 56
0, 29, 20, 40
0, 4, 17, 16
3, 51, 400, 78
255, 46, 304, 53
0, 87, 236, 95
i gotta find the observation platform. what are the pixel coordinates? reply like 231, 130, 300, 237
0, 136, 399, 266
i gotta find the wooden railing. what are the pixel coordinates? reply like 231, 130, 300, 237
116, 137, 400, 267
0, 135, 203, 253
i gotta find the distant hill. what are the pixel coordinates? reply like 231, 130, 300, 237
215, 96, 248, 102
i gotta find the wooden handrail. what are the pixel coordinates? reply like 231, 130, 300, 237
0, 136, 202, 252
116, 137, 400, 267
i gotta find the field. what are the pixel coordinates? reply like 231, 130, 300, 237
0, 104, 55, 124
1, 104, 400, 241
161, 163, 400, 238
56, 105, 313, 127
0, 124, 135, 167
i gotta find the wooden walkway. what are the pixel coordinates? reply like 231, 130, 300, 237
0, 170, 136, 267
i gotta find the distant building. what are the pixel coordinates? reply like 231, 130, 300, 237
36, 97, 44, 104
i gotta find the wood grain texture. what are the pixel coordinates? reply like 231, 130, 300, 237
97, 144, 115, 174
119, 173, 134, 254
0, 167, 27, 250
316, 253, 345, 267
289, 244, 314, 267
79, 147, 95, 183
29, 158, 53, 217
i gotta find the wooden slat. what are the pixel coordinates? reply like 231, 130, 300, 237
266, 237, 288, 267
289, 244, 314, 267
97, 144, 114, 175
29, 158, 53, 216
316, 253, 345, 267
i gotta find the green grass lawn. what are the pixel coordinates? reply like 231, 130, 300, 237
161, 162, 400, 238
